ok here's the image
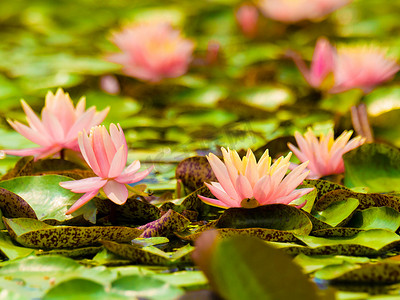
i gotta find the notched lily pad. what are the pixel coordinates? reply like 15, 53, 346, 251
4, 218, 143, 249
0, 187, 37, 219
175, 156, 216, 192
101, 240, 194, 265
138, 209, 190, 238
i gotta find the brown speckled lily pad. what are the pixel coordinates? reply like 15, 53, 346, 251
101, 240, 194, 265
175, 156, 216, 192
138, 209, 190, 238
4, 218, 143, 249
0, 187, 37, 219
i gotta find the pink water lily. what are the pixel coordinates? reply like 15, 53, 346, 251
198, 148, 314, 209
330, 45, 400, 94
60, 124, 153, 214
236, 4, 259, 38
292, 38, 399, 93
291, 37, 335, 89
288, 129, 366, 179
258, 0, 351, 23
4, 88, 109, 160
108, 22, 194, 82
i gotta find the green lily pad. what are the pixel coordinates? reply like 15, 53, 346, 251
346, 207, 400, 231
111, 275, 184, 300
175, 156, 216, 192
215, 204, 313, 235
311, 228, 364, 237
344, 143, 400, 192
0, 231, 33, 260
295, 229, 400, 256
36, 246, 102, 258
138, 209, 190, 238
311, 198, 359, 227
0, 175, 81, 222
4, 218, 142, 249
101, 240, 194, 265
210, 235, 319, 300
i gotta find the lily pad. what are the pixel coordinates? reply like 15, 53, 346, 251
311, 198, 359, 227
210, 235, 319, 300
346, 207, 400, 231
0, 187, 37, 219
315, 261, 400, 284
111, 275, 184, 300
295, 229, 400, 256
4, 218, 142, 249
175, 156, 216, 192
101, 240, 194, 265
215, 204, 313, 235
0, 231, 33, 260
344, 143, 400, 192
315, 189, 400, 212
0, 175, 81, 222
304, 179, 351, 203
138, 209, 190, 238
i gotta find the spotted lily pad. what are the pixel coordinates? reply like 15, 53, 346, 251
295, 229, 400, 256
175, 156, 216, 192
344, 143, 400, 192
0, 187, 37, 219
303, 179, 350, 203
315, 189, 400, 212
101, 240, 194, 265
315, 261, 400, 283
138, 209, 190, 238
94, 197, 160, 225
0, 231, 34, 260
4, 218, 142, 249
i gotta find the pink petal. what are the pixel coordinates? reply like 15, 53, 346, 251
235, 175, 253, 200
20, 100, 52, 140
198, 195, 231, 208
121, 160, 141, 175
115, 165, 153, 184
207, 153, 240, 201
8, 120, 52, 147
92, 107, 110, 127
79, 131, 101, 176
92, 126, 110, 177
108, 145, 127, 178
309, 38, 335, 87
253, 175, 271, 204
204, 182, 238, 207
102, 180, 128, 205
41, 109, 65, 143
64, 108, 96, 142
66, 190, 99, 214
60, 177, 107, 193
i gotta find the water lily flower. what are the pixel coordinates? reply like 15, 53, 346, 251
330, 45, 400, 94
60, 124, 153, 214
107, 22, 195, 82
4, 89, 109, 160
236, 4, 259, 38
198, 148, 314, 209
258, 0, 351, 23
292, 39, 399, 93
291, 37, 335, 89
288, 129, 366, 179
